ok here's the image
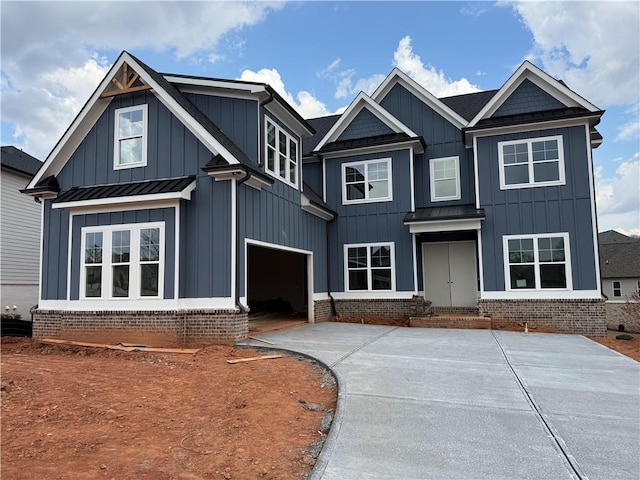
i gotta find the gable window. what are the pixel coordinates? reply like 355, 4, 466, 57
498, 136, 565, 189
430, 156, 461, 201
504, 233, 571, 290
612, 281, 622, 297
81, 222, 163, 300
265, 118, 298, 187
114, 105, 148, 169
345, 243, 395, 291
342, 158, 392, 204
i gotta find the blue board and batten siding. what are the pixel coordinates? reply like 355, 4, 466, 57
324, 149, 414, 292
41, 204, 69, 300
478, 125, 597, 291
379, 83, 475, 207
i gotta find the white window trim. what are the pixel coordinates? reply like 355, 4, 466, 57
264, 116, 299, 189
503, 232, 572, 292
344, 242, 396, 292
498, 135, 565, 190
429, 156, 461, 202
80, 222, 164, 300
114, 104, 148, 170
612, 280, 622, 297
342, 157, 393, 205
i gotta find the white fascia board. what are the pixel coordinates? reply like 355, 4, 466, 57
264, 101, 315, 138
468, 61, 600, 128
301, 193, 334, 221
319, 139, 424, 159
314, 92, 417, 152
405, 217, 483, 234
52, 190, 189, 211
371, 68, 468, 129
163, 75, 267, 95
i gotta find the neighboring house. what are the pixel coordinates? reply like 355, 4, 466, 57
599, 230, 640, 332
1, 146, 43, 319
22, 52, 606, 345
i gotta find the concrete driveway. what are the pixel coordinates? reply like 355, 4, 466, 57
240, 323, 639, 480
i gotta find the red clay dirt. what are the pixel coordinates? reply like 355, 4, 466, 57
1, 337, 337, 480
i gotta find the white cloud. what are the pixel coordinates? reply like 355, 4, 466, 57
616, 102, 640, 141
319, 58, 341, 78
0, 2, 282, 158
512, 1, 639, 107
460, 4, 487, 17
595, 153, 640, 233
392, 36, 480, 97
239, 68, 334, 119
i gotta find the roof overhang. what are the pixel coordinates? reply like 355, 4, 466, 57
405, 217, 484, 234
317, 137, 425, 159
404, 206, 485, 234
203, 164, 274, 190
301, 193, 335, 221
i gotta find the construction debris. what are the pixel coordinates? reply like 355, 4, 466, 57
41, 338, 200, 354
226, 354, 284, 364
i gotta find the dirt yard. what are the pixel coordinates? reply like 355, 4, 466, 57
1, 338, 337, 480
589, 330, 640, 362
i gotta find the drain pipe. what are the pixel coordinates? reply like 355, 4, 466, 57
325, 202, 337, 317
235, 170, 251, 314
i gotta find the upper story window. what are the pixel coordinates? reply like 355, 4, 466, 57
504, 233, 571, 291
114, 105, 148, 170
430, 156, 461, 202
342, 158, 392, 205
498, 135, 565, 189
81, 222, 163, 300
345, 242, 395, 292
265, 117, 298, 188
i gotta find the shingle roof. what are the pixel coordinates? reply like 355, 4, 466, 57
467, 107, 601, 131
404, 205, 485, 223
599, 242, 640, 278
439, 90, 498, 122
303, 115, 341, 156
599, 230, 635, 244
53, 176, 195, 204
1, 146, 42, 176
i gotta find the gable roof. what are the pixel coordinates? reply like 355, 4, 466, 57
599, 242, 640, 279
1, 146, 42, 177
599, 230, 635, 244
439, 90, 499, 122
303, 115, 340, 157
468, 60, 601, 128
313, 92, 418, 152
371, 68, 469, 129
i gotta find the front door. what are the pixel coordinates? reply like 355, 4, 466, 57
422, 241, 477, 307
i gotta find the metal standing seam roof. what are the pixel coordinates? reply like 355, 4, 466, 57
404, 205, 485, 223
1, 146, 42, 176
52, 176, 196, 204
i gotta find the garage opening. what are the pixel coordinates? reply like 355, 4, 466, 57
247, 244, 310, 332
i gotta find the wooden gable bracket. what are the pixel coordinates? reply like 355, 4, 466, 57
99, 62, 151, 99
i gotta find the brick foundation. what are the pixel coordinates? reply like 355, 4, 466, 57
605, 302, 640, 333
313, 299, 334, 323
478, 299, 606, 336
333, 298, 413, 323
32, 309, 248, 347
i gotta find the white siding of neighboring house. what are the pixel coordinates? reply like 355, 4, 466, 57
1, 167, 41, 318
602, 277, 640, 302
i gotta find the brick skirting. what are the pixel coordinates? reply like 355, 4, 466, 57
32, 309, 248, 347
332, 298, 413, 323
313, 299, 334, 323
478, 298, 606, 336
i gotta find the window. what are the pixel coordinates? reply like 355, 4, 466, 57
504, 233, 571, 291
345, 243, 395, 291
430, 156, 460, 201
265, 118, 298, 187
612, 281, 622, 297
342, 158, 392, 204
114, 105, 147, 169
498, 136, 565, 189
81, 223, 163, 300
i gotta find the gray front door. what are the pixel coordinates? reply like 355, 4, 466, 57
422, 241, 477, 307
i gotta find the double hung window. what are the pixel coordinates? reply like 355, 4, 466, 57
498, 136, 564, 189
114, 105, 147, 169
342, 158, 392, 204
265, 118, 298, 187
81, 223, 163, 300
612, 281, 622, 297
430, 156, 460, 201
504, 233, 571, 290
345, 243, 395, 291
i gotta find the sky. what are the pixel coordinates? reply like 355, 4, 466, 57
1, 1, 638, 234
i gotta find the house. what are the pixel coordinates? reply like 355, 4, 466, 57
1, 146, 43, 319
22, 51, 606, 345
599, 230, 640, 332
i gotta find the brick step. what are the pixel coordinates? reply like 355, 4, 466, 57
409, 315, 491, 329
431, 306, 480, 316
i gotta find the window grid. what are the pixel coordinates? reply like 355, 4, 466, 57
265, 118, 298, 188
345, 243, 394, 292
612, 281, 622, 297
342, 158, 392, 204
114, 105, 147, 170
430, 156, 461, 201
498, 136, 564, 189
